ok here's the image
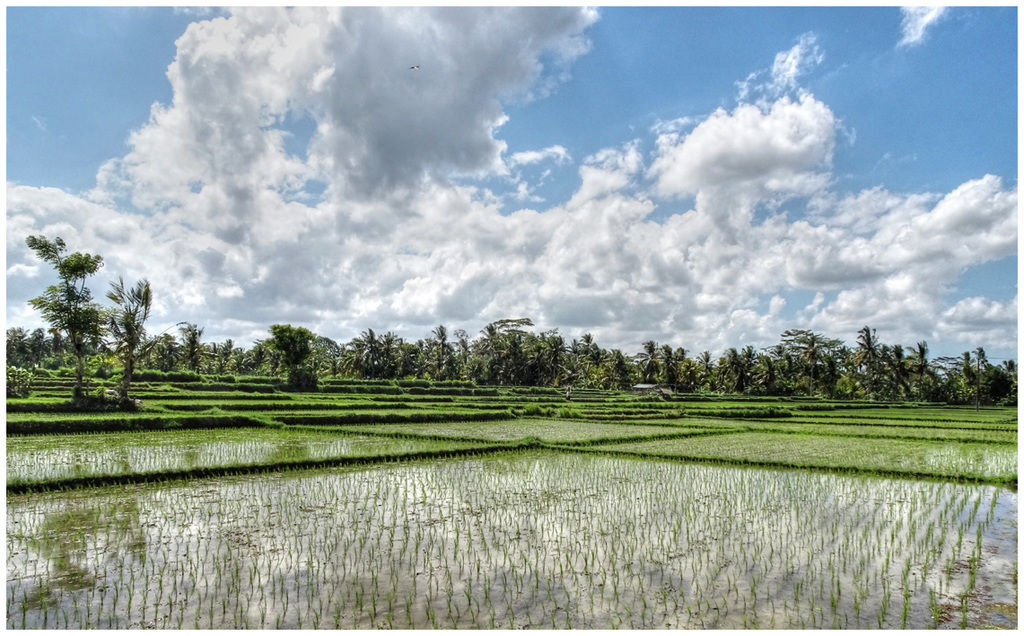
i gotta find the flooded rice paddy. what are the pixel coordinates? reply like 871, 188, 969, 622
6, 452, 1016, 629
5, 429, 485, 486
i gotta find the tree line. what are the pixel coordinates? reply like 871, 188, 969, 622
8, 236, 1018, 407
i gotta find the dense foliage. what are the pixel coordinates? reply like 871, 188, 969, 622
6, 365, 34, 398
8, 320, 1016, 406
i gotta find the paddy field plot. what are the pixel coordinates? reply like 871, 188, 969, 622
4, 428, 490, 488
598, 432, 1018, 484
6, 453, 1016, 629
332, 419, 714, 444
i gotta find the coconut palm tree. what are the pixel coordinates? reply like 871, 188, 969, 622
635, 340, 660, 384
884, 344, 910, 399
781, 330, 825, 396
754, 352, 779, 395
179, 323, 206, 373
659, 344, 681, 390
350, 329, 383, 379
530, 330, 567, 386
6, 327, 31, 368
907, 341, 933, 400
241, 339, 273, 376
855, 326, 882, 397
427, 325, 455, 381
696, 351, 715, 392
106, 278, 153, 405
721, 346, 756, 393
143, 332, 181, 372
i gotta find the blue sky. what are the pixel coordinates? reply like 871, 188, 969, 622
6, 6, 1018, 361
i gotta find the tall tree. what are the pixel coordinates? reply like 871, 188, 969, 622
721, 346, 756, 393
267, 324, 317, 389
635, 340, 661, 384
6, 328, 31, 369
350, 329, 382, 378
179, 323, 206, 373
885, 344, 910, 399
780, 329, 842, 396
428, 325, 455, 381
754, 352, 779, 395
25, 235, 105, 402
908, 341, 933, 400
659, 345, 680, 390
105, 278, 153, 405
138, 333, 171, 371
696, 351, 715, 391
474, 318, 533, 385
855, 326, 882, 397
973, 347, 987, 409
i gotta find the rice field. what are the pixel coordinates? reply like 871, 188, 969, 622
5, 378, 1018, 629
4, 428, 489, 487
6, 453, 1016, 629
333, 419, 713, 443
602, 432, 1019, 483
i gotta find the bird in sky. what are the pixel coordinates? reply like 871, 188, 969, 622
409, 65, 420, 70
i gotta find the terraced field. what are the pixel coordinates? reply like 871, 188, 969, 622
6, 375, 1018, 629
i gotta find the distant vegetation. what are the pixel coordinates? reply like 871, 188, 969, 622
8, 236, 1017, 406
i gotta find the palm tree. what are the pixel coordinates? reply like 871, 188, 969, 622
677, 357, 700, 392
396, 341, 421, 379
242, 339, 278, 376
350, 329, 383, 378
696, 351, 715, 392
781, 330, 827, 396
530, 330, 567, 386
1001, 359, 1017, 402
885, 344, 910, 399
754, 352, 779, 395
105, 278, 153, 405
908, 341, 932, 400
310, 336, 345, 378
453, 329, 472, 380
855, 326, 882, 397
722, 346, 755, 393
145, 333, 181, 372
428, 325, 454, 381
973, 347, 987, 408
659, 344, 680, 390
500, 331, 529, 385
28, 328, 49, 368
6, 327, 31, 368
604, 349, 635, 390
378, 331, 402, 379
635, 340, 660, 384
208, 338, 240, 375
